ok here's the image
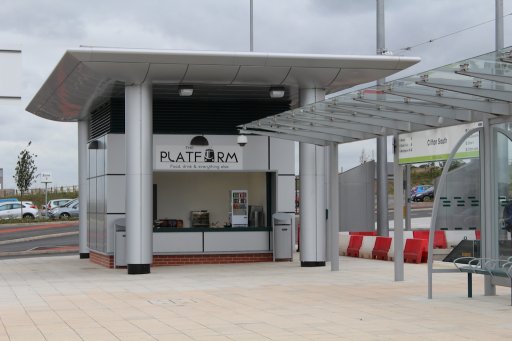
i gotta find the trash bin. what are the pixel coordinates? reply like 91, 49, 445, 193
114, 218, 126, 267
272, 213, 295, 261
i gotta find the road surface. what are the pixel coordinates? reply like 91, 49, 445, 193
0, 221, 78, 257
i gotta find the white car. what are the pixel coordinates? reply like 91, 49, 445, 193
0, 201, 40, 219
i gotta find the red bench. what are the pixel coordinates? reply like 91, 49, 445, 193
372, 236, 392, 261
346, 235, 364, 257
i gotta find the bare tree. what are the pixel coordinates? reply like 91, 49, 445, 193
13, 141, 37, 217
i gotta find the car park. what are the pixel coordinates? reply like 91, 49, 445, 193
48, 199, 79, 219
0, 201, 40, 219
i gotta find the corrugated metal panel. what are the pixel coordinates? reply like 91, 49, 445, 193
88, 85, 291, 137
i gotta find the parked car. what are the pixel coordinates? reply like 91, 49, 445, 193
0, 201, 40, 219
46, 199, 73, 211
410, 185, 432, 197
412, 187, 435, 202
48, 199, 79, 219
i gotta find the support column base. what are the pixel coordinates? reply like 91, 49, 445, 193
127, 264, 151, 275
79, 253, 90, 259
301, 261, 326, 267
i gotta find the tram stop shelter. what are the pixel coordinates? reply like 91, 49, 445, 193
241, 46, 512, 298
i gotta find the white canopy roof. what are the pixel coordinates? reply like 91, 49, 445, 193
26, 48, 420, 121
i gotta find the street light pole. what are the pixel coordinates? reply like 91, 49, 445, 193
250, 0, 254, 52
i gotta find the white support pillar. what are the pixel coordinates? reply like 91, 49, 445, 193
329, 142, 340, 271
299, 88, 326, 267
78, 120, 89, 259
393, 134, 404, 281
125, 81, 153, 275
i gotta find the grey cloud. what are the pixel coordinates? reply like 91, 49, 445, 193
0, 1, 86, 40
1, 0, 508, 189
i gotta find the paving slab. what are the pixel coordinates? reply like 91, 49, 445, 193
0, 254, 510, 340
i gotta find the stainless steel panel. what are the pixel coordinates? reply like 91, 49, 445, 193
204, 231, 270, 252
153, 232, 203, 253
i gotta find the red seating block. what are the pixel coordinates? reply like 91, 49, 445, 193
412, 230, 447, 249
349, 231, 377, 236
434, 231, 448, 249
346, 235, 364, 257
403, 238, 428, 263
372, 236, 392, 260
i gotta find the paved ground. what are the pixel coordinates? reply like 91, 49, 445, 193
0, 254, 510, 340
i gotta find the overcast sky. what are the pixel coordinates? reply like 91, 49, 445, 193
0, 0, 511, 189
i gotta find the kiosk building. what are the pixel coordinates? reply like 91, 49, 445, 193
26, 48, 419, 274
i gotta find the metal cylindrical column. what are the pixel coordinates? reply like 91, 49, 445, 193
329, 142, 339, 271
376, 0, 385, 56
315, 146, 326, 261
482, 119, 496, 295
78, 120, 89, 259
376, 0, 389, 236
299, 88, 326, 267
405, 164, 412, 230
496, 0, 504, 51
393, 135, 404, 281
125, 81, 153, 275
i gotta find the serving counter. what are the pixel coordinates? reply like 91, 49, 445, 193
152, 227, 273, 254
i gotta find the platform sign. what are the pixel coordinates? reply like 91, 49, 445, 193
0, 49, 21, 104
155, 145, 243, 171
398, 122, 481, 164
40, 172, 52, 184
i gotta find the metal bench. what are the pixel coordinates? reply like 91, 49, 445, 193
453, 256, 512, 305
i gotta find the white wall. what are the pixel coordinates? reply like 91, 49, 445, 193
0, 50, 21, 101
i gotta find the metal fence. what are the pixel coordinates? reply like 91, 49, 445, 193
0, 185, 78, 196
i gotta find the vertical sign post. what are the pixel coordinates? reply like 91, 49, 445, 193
40, 172, 52, 218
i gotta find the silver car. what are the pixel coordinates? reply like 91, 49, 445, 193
48, 199, 79, 219
46, 198, 73, 211
0, 201, 40, 219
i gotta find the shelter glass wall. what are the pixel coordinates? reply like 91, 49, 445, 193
494, 123, 512, 258
433, 132, 481, 233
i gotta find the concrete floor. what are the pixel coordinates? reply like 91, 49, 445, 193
0, 254, 510, 340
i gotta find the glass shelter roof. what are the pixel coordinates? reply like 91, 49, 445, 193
240, 47, 512, 145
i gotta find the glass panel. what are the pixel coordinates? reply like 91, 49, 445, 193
434, 131, 481, 234
494, 123, 512, 259
431, 130, 481, 263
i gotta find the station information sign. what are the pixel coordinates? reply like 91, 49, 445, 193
40, 172, 52, 184
398, 122, 481, 164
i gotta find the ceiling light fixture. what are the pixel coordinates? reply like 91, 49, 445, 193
269, 87, 285, 98
178, 85, 194, 97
